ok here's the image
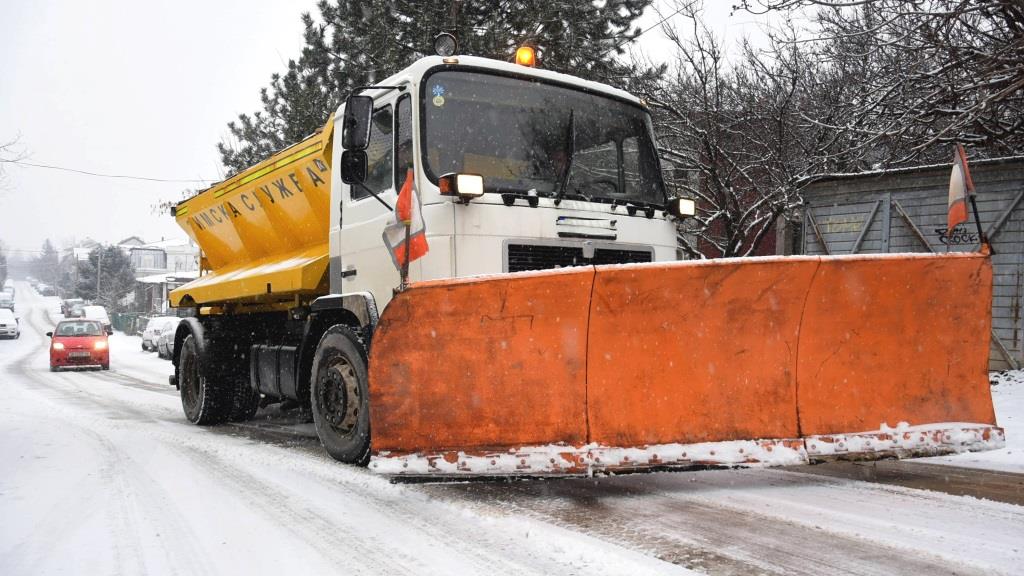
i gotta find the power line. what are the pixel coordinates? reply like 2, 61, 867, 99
600, 3, 690, 58
0, 159, 215, 184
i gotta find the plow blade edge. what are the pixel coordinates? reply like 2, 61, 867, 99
368, 253, 1003, 476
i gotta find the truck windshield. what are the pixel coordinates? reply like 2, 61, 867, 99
422, 70, 666, 207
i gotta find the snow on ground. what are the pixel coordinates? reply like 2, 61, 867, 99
106, 331, 175, 385
2, 283, 695, 576
921, 370, 1024, 473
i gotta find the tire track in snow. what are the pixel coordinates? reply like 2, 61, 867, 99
423, 469, 1022, 576
3, 308, 217, 576
159, 430, 689, 576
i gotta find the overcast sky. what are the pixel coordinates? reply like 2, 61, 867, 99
0, 0, 773, 258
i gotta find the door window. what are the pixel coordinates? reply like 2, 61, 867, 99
354, 105, 394, 200
394, 95, 413, 189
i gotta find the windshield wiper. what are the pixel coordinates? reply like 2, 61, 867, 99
554, 109, 576, 207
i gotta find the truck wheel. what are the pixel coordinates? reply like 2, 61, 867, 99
229, 379, 260, 422
310, 325, 370, 465
178, 334, 232, 425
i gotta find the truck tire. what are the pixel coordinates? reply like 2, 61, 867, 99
178, 334, 233, 425
229, 379, 260, 422
310, 325, 370, 465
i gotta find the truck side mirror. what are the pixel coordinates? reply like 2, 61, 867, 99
666, 197, 696, 219
339, 150, 368, 184
342, 95, 374, 151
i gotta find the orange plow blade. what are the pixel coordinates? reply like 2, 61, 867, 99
368, 253, 1003, 477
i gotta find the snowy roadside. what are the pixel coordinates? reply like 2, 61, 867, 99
920, 369, 1024, 473
106, 331, 175, 386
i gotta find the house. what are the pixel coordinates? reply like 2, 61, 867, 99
133, 270, 200, 314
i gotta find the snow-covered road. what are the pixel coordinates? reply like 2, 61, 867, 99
2, 283, 1022, 575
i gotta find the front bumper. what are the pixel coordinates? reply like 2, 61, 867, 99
51, 351, 109, 368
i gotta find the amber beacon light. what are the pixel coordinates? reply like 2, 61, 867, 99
515, 46, 536, 67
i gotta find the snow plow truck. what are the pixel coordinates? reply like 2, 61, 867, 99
169, 48, 1003, 477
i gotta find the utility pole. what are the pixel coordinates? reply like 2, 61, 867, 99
96, 249, 102, 305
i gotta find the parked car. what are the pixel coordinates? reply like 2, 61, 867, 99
47, 319, 109, 371
156, 318, 183, 359
62, 298, 85, 317
82, 305, 113, 335
0, 309, 19, 339
141, 316, 179, 351
0, 293, 13, 312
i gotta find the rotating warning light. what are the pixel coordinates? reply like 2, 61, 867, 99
515, 46, 536, 67
434, 33, 458, 57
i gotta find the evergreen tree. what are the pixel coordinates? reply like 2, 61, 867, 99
76, 246, 136, 310
32, 239, 60, 287
219, 0, 654, 173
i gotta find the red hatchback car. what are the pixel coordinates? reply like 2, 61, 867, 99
48, 319, 109, 371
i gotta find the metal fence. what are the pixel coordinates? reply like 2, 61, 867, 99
800, 157, 1023, 370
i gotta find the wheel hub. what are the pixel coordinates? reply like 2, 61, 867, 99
319, 359, 360, 434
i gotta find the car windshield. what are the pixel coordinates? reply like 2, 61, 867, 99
422, 70, 666, 206
56, 321, 104, 337
0, 309, 14, 321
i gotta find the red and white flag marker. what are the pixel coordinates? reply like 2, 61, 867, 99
947, 143, 973, 234
947, 143, 991, 254
383, 168, 429, 286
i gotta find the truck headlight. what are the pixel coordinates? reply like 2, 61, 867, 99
439, 173, 484, 202
666, 197, 696, 219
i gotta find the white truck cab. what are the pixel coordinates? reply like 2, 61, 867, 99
330, 55, 684, 310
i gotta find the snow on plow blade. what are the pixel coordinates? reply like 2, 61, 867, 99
367, 253, 1003, 477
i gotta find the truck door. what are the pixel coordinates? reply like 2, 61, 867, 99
336, 92, 413, 307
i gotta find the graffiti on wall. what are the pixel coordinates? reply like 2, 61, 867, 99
935, 224, 978, 245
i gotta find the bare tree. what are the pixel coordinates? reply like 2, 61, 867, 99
634, 3, 817, 258
739, 0, 1024, 164
0, 136, 26, 191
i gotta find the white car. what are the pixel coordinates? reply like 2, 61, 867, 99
156, 318, 183, 359
141, 316, 179, 351
0, 308, 20, 339
81, 305, 113, 335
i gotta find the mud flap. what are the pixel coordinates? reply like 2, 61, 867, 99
368, 253, 1002, 477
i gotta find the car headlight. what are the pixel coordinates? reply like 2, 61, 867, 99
94, 341, 108, 350
52, 342, 65, 350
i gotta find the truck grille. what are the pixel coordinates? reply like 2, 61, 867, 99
507, 244, 652, 273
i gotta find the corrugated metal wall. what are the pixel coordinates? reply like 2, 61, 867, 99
801, 158, 1024, 370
